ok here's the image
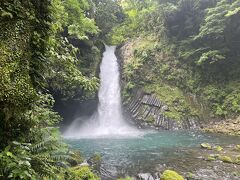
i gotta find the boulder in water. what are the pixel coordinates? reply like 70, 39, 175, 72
200, 143, 212, 150
213, 145, 223, 152
218, 155, 233, 163
235, 144, 240, 151
160, 170, 184, 180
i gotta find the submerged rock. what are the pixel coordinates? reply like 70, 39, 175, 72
235, 145, 240, 151
206, 156, 216, 161
218, 155, 233, 163
160, 170, 184, 180
213, 145, 223, 152
200, 143, 212, 150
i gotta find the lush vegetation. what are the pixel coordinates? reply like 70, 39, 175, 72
0, 0, 103, 179
113, 0, 240, 120
1, 0, 240, 179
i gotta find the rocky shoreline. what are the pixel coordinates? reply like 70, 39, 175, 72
203, 117, 240, 136
116, 143, 240, 180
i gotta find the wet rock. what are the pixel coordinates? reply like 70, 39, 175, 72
162, 105, 169, 112
235, 155, 240, 164
79, 160, 89, 167
160, 170, 184, 180
200, 143, 212, 150
137, 173, 154, 180
218, 155, 233, 163
206, 156, 215, 161
154, 164, 166, 172
153, 172, 160, 180
194, 169, 219, 180
235, 145, 240, 151
185, 172, 194, 179
213, 145, 223, 152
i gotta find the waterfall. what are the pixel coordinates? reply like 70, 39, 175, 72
97, 45, 125, 129
64, 45, 138, 138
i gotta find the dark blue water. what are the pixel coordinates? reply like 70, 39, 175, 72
65, 130, 240, 178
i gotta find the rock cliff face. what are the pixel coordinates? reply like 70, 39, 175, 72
116, 39, 203, 130
124, 89, 201, 130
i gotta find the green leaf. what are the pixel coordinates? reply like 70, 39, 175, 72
6, 151, 13, 157
1, 10, 13, 18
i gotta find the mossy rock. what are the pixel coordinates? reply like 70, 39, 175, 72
146, 115, 155, 124
200, 143, 212, 150
213, 146, 223, 152
235, 155, 240, 164
160, 170, 184, 180
218, 156, 233, 163
117, 176, 134, 180
205, 154, 219, 161
207, 156, 215, 161
235, 145, 240, 151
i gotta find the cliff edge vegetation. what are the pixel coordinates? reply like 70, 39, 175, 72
112, 0, 240, 133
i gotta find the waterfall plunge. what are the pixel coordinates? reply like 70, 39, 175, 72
64, 45, 139, 138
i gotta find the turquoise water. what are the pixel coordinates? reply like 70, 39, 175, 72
66, 130, 240, 178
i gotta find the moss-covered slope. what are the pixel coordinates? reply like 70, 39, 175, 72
118, 35, 240, 131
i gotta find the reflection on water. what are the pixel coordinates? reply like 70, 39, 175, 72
65, 130, 240, 178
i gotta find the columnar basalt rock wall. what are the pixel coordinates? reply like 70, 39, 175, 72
124, 89, 201, 130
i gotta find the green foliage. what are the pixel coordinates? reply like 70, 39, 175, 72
0, 92, 72, 179
68, 150, 84, 166
118, 0, 240, 119
0, 145, 36, 179
70, 166, 100, 180
0, 0, 101, 179
195, 0, 230, 40
46, 37, 99, 98
93, 0, 124, 42
46, 0, 100, 98
0, 136, 69, 179
197, 50, 225, 65
64, 0, 99, 39
202, 83, 240, 117
109, 0, 158, 44
144, 83, 194, 121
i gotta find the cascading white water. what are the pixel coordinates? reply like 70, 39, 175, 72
97, 45, 125, 129
64, 45, 139, 138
